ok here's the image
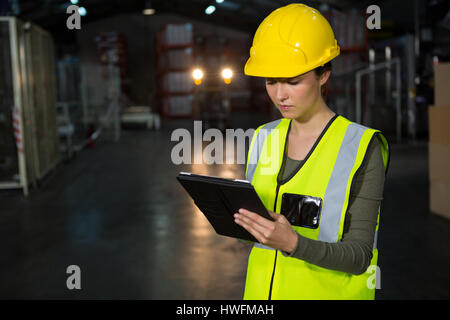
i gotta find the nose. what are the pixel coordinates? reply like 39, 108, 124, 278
275, 83, 288, 102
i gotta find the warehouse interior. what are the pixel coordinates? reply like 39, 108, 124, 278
0, 0, 450, 300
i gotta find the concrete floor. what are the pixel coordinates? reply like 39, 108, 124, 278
1, 110, 449, 299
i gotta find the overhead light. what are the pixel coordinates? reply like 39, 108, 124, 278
70, 0, 79, 4
205, 5, 216, 15
143, 8, 155, 15
143, 0, 155, 15
221, 68, 233, 84
192, 68, 204, 85
78, 7, 87, 16
216, 0, 224, 3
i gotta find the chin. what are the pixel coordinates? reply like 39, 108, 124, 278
279, 109, 301, 119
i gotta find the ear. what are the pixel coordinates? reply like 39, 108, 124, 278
319, 70, 331, 86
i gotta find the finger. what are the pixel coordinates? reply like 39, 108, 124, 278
267, 210, 279, 220
268, 210, 285, 222
238, 208, 274, 229
234, 214, 266, 243
266, 210, 290, 225
273, 212, 292, 225
235, 213, 273, 239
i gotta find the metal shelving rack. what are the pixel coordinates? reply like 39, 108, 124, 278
322, 8, 369, 121
0, 17, 60, 196
156, 23, 195, 118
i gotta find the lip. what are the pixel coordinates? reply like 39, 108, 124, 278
279, 105, 294, 110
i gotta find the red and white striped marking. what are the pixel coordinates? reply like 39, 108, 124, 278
12, 107, 23, 154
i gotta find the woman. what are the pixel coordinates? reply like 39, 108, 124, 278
233, 3, 390, 300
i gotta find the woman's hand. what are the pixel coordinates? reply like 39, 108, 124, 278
234, 208, 299, 254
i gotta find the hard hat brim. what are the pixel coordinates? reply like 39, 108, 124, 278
244, 47, 340, 78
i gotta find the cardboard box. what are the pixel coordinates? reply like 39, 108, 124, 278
434, 63, 450, 107
430, 180, 450, 220
428, 105, 450, 220
428, 106, 450, 145
429, 143, 450, 183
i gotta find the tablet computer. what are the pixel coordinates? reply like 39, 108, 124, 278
176, 172, 272, 242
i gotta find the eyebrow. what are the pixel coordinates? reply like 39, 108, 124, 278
266, 76, 303, 82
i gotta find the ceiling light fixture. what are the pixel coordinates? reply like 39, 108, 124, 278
143, 8, 155, 15
78, 7, 87, 16
221, 68, 233, 84
143, 0, 155, 15
192, 68, 204, 85
205, 5, 216, 15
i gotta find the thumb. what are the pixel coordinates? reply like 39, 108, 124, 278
267, 210, 279, 220
269, 210, 291, 225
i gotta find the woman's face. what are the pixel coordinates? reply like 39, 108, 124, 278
265, 70, 329, 120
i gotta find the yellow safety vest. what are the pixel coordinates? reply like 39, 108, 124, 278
244, 114, 390, 300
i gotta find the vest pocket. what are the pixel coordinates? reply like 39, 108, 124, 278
280, 193, 322, 229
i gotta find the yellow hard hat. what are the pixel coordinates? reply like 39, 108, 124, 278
244, 3, 340, 78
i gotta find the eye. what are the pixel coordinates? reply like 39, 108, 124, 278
265, 80, 276, 86
287, 80, 299, 85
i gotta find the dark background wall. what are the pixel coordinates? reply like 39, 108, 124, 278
76, 12, 251, 109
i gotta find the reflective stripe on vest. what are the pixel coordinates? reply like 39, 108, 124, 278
318, 122, 366, 242
246, 119, 282, 183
